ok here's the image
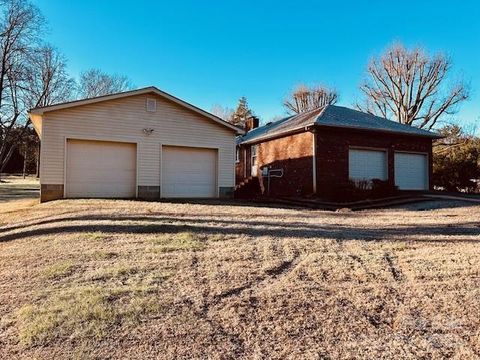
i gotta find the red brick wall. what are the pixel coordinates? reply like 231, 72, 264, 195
236, 127, 433, 199
315, 127, 433, 197
236, 131, 314, 196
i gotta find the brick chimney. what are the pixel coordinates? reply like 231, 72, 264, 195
244, 116, 259, 132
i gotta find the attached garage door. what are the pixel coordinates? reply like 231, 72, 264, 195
349, 149, 387, 181
162, 146, 217, 198
66, 139, 136, 198
394, 152, 428, 190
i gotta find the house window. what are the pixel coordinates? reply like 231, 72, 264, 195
236, 147, 240, 163
251, 145, 258, 166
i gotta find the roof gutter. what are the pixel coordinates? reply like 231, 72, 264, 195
240, 123, 316, 145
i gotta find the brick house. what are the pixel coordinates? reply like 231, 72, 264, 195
235, 105, 441, 199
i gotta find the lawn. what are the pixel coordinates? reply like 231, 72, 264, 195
0, 174, 39, 214
0, 199, 479, 359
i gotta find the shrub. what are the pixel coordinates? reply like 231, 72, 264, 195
433, 125, 480, 192
371, 179, 398, 198
329, 179, 397, 202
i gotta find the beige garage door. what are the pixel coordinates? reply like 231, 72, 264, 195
66, 139, 136, 198
162, 146, 217, 198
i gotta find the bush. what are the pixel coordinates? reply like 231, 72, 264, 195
371, 179, 398, 198
433, 125, 480, 193
330, 179, 397, 202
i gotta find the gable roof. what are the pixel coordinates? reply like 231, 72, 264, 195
239, 105, 441, 144
29, 86, 245, 134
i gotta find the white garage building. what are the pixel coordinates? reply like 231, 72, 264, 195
30, 87, 243, 202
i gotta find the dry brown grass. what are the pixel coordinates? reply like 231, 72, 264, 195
0, 199, 38, 215
0, 199, 479, 359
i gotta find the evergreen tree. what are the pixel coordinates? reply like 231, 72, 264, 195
230, 97, 253, 127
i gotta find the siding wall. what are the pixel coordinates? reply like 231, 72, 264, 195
40, 94, 236, 190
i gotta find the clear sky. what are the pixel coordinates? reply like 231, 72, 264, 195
34, 0, 479, 130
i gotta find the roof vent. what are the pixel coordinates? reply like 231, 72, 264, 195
146, 98, 157, 112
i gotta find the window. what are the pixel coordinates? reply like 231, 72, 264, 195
251, 145, 258, 166
236, 147, 240, 163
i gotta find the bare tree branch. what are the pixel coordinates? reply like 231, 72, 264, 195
284, 84, 338, 114
356, 43, 469, 129
78, 68, 133, 99
210, 104, 234, 121
0, 0, 45, 179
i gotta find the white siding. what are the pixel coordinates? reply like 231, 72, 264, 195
40, 94, 236, 190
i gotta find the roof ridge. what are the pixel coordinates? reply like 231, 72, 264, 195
314, 104, 330, 122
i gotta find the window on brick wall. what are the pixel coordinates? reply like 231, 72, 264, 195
251, 145, 258, 166
236, 147, 240, 163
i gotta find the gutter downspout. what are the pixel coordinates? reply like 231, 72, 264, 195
311, 128, 317, 194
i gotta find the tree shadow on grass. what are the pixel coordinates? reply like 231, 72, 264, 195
0, 213, 479, 244
159, 198, 480, 212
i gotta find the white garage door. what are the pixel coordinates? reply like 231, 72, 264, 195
349, 149, 387, 181
162, 146, 217, 198
394, 152, 428, 190
66, 139, 136, 198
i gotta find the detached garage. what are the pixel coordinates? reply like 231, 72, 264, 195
29, 86, 244, 202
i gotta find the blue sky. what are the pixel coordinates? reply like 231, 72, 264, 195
35, 0, 479, 130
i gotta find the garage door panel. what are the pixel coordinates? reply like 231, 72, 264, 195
349, 149, 387, 181
162, 146, 216, 198
66, 139, 136, 198
394, 152, 428, 190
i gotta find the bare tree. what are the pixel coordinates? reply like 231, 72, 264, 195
284, 84, 338, 114
0, 1, 74, 179
25, 45, 75, 108
357, 44, 469, 130
210, 104, 234, 121
0, 0, 43, 179
78, 68, 132, 99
